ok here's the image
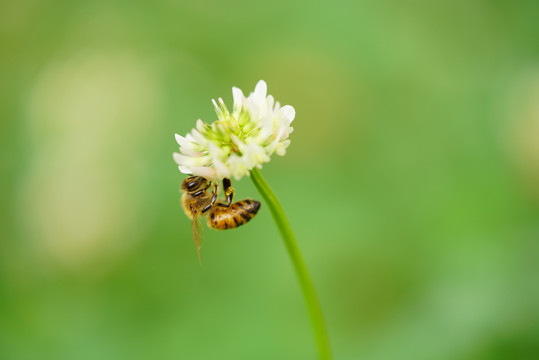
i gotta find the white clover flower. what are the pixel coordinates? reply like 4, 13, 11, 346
173, 80, 295, 180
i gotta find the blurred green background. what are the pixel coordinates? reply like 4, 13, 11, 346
1, 0, 539, 359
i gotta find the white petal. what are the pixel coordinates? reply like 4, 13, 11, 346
196, 119, 207, 132
208, 142, 227, 159
175, 133, 185, 146
179, 146, 202, 157
251, 80, 267, 105
178, 166, 193, 174
278, 127, 292, 141
232, 87, 244, 112
229, 134, 248, 153
191, 129, 208, 146
175, 133, 201, 156
265, 95, 275, 110
266, 128, 285, 154
226, 155, 249, 180
249, 144, 270, 164
232, 168, 249, 181
173, 152, 184, 165
214, 159, 231, 179
278, 105, 295, 123
275, 140, 291, 156
173, 152, 210, 167
255, 80, 267, 95
255, 114, 274, 141
189, 166, 217, 180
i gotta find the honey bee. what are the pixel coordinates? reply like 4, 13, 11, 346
180, 176, 261, 263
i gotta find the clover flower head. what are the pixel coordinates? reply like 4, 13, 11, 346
173, 80, 295, 180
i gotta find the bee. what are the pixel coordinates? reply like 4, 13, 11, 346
180, 176, 261, 263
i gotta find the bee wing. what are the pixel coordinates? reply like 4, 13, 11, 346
191, 210, 205, 264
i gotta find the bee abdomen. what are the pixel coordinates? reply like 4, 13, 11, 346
207, 199, 261, 230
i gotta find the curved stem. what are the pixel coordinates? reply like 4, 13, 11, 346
250, 168, 331, 360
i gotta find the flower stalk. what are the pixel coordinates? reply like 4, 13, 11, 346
250, 167, 332, 360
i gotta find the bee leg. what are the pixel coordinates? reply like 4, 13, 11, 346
202, 184, 218, 213
193, 181, 213, 197
217, 178, 235, 207
224, 178, 235, 205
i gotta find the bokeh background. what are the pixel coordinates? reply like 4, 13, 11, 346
1, 1, 539, 359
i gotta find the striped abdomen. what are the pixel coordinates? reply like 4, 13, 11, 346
207, 199, 261, 230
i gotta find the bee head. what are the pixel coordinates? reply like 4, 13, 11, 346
181, 176, 210, 194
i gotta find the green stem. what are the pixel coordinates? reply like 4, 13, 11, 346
250, 168, 331, 360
